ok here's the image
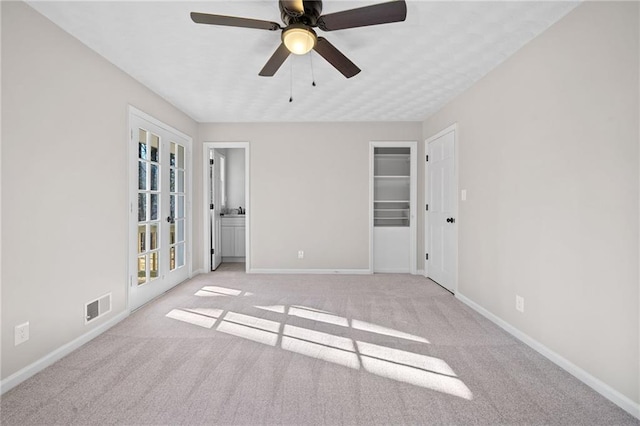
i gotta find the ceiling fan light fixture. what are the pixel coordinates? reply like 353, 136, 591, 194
283, 26, 317, 55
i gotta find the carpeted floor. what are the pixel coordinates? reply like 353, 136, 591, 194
1, 270, 637, 425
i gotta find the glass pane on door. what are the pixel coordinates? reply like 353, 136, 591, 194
137, 127, 161, 285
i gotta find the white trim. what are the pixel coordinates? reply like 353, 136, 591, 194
202, 142, 251, 274
424, 123, 459, 292
0, 311, 129, 395
128, 106, 192, 141
187, 140, 194, 280
416, 269, 425, 275
192, 268, 206, 276
456, 292, 640, 420
409, 142, 418, 275
369, 141, 418, 274
368, 143, 375, 274
249, 268, 371, 275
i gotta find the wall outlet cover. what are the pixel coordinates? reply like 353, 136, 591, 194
516, 295, 525, 313
15, 322, 29, 346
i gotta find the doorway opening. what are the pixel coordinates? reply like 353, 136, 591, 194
203, 142, 250, 272
369, 141, 418, 274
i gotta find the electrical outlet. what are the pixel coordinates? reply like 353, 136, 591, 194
298, 250, 304, 259
15, 322, 29, 346
516, 295, 524, 313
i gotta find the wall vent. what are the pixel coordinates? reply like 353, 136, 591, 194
85, 293, 112, 324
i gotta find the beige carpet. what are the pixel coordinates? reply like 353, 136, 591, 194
1, 270, 637, 425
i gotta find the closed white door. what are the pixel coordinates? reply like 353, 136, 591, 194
427, 129, 456, 292
130, 111, 190, 310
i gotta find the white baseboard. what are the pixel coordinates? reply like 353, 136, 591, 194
416, 269, 425, 276
191, 268, 206, 276
249, 268, 371, 275
456, 292, 640, 420
0, 310, 129, 395
372, 269, 411, 274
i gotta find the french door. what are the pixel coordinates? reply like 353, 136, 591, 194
129, 108, 191, 310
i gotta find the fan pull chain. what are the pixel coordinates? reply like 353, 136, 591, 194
289, 58, 293, 102
310, 52, 316, 87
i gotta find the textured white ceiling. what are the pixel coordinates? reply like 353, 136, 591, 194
27, 1, 579, 123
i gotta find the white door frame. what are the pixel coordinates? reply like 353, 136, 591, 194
424, 123, 458, 292
369, 140, 418, 274
202, 142, 250, 272
127, 106, 193, 311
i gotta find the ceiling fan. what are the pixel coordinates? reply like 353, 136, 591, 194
190, 0, 407, 79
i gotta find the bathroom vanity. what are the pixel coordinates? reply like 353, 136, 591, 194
221, 215, 246, 261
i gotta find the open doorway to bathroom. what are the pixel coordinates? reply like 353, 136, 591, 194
203, 142, 250, 272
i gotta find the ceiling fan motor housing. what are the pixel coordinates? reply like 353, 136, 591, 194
279, 0, 322, 27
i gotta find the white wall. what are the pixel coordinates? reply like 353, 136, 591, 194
423, 1, 639, 406
1, 2, 199, 380
225, 148, 245, 211
199, 122, 422, 271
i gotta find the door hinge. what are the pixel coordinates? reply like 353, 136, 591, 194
426, 155, 429, 162
426, 253, 429, 260
129, 276, 133, 287
210, 203, 214, 210
211, 249, 215, 255
210, 159, 214, 165
426, 204, 428, 211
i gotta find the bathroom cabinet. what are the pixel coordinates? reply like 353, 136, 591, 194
221, 216, 246, 260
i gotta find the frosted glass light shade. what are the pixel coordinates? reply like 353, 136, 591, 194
283, 27, 316, 55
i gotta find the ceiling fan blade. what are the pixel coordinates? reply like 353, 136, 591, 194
317, 0, 407, 31
313, 37, 361, 79
259, 43, 291, 77
191, 12, 281, 31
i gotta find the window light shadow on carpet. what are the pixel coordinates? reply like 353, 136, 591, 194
166, 285, 473, 400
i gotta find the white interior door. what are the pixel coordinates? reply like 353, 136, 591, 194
130, 110, 191, 310
427, 128, 457, 292
210, 150, 223, 270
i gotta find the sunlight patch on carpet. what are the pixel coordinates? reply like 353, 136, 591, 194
166, 304, 472, 400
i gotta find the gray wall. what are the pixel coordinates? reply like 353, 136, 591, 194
199, 122, 422, 271
1, 2, 199, 380
423, 1, 639, 404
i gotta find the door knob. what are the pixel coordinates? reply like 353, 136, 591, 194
166, 216, 175, 224
446, 217, 455, 223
